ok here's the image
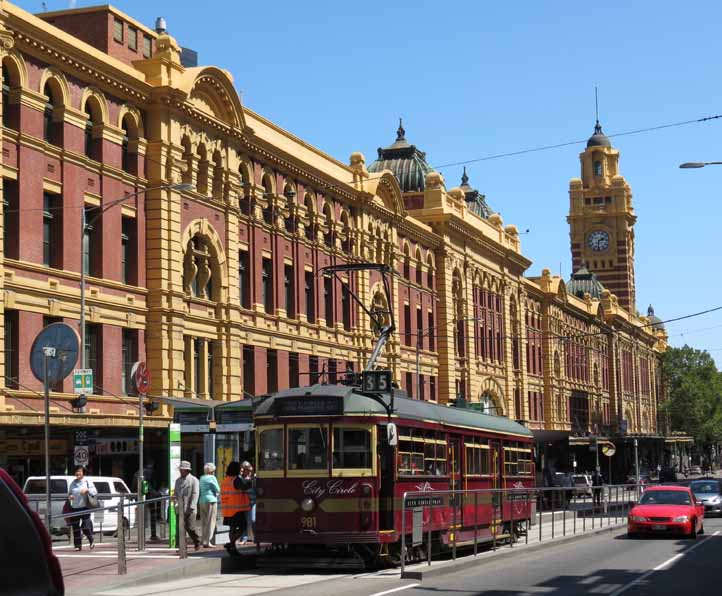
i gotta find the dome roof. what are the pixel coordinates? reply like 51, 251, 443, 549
647, 305, 665, 330
459, 167, 493, 219
368, 120, 435, 192
567, 264, 605, 299
587, 120, 611, 148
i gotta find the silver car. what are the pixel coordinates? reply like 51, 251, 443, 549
690, 479, 722, 516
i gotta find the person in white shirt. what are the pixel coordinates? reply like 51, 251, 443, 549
67, 466, 97, 551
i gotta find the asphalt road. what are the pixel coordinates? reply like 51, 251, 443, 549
267, 517, 722, 596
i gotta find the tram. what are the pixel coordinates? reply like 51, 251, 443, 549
253, 264, 535, 568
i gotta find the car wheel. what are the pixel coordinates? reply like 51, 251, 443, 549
699, 523, 704, 535
689, 520, 697, 539
627, 532, 637, 539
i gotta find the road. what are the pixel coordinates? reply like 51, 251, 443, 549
91, 516, 722, 596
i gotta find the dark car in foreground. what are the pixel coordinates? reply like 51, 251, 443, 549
628, 485, 704, 539
690, 479, 722, 517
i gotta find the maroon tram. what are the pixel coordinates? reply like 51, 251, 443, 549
253, 383, 535, 568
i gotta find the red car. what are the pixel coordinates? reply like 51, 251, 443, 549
628, 485, 704, 539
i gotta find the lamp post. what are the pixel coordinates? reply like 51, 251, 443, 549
79, 183, 192, 369
679, 162, 722, 169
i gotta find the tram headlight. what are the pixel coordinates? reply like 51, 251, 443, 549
301, 497, 316, 512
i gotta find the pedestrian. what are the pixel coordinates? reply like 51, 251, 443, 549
240, 461, 256, 544
221, 461, 251, 556
67, 466, 97, 551
174, 460, 201, 551
199, 462, 220, 548
592, 468, 604, 507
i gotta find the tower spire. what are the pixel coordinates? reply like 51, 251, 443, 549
396, 117, 405, 141
461, 165, 469, 186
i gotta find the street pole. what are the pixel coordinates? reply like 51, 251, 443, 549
634, 438, 639, 484
79, 207, 86, 370
416, 331, 421, 399
137, 389, 144, 550
43, 346, 55, 530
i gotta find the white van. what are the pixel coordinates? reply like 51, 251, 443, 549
23, 475, 136, 535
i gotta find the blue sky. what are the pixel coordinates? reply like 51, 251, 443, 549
18, 1, 722, 363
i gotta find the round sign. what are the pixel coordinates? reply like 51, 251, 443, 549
29, 323, 80, 384
74, 445, 89, 467
131, 361, 151, 394
602, 444, 616, 457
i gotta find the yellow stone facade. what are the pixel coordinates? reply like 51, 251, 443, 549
0, 2, 666, 445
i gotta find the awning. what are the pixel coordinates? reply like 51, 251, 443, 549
531, 430, 571, 444
150, 396, 253, 411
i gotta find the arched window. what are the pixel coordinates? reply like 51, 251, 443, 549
1, 63, 19, 130
183, 234, 217, 300
340, 211, 351, 253
453, 272, 465, 358
212, 151, 224, 200
415, 248, 423, 285
402, 244, 410, 279
283, 184, 296, 233
196, 144, 209, 196
238, 163, 251, 215
83, 97, 103, 161
261, 174, 274, 225
323, 203, 334, 247
593, 160, 602, 177
43, 82, 61, 146
304, 194, 316, 240
427, 255, 434, 288
181, 136, 193, 185
120, 114, 139, 175
479, 391, 496, 415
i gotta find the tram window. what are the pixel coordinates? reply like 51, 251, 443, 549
288, 427, 328, 470
465, 439, 490, 476
259, 428, 284, 471
518, 448, 533, 476
399, 430, 447, 476
333, 428, 371, 469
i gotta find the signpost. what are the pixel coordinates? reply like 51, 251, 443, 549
73, 369, 93, 395
168, 423, 181, 548
130, 361, 151, 551
601, 441, 616, 484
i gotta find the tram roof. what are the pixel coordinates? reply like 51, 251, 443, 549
254, 384, 533, 438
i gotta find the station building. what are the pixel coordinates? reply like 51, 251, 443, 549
0, 2, 669, 486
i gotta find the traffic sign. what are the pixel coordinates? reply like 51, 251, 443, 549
74, 445, 89, 467
602, 442, 616, 457
131, 361, 151, 395
73, 369, 93, 395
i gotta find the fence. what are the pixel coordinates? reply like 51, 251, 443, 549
400, 483, 641, 575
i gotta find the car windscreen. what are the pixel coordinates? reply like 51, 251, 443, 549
690, 481, 720, 494
639, 490, 691, 505
24, 479, 67, 495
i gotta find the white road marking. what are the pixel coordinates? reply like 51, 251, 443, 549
609, 530, 720, 596
369, 584, 420, 596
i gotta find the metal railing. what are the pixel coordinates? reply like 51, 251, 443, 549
400, 484, 642, 575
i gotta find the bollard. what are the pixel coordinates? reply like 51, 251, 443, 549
473, 491, 478, 556
400, 493, 406, 576
177, 493, 187, 559
137, 496, 145, 552
452, 490, 457, 561
551, 489, 555, 540
427, 497, 432, 566
538, 490, 543, 543
525, 491, 529, 545
117, 495, 127, 575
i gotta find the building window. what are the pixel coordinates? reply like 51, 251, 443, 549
121, 118, 135, 174
128, 26, 137, 51
427, 267, 433, 288
85, 324, 101, 394
405, 372, 414, 398
242, 345, 255, 396
4, 310, 18, 389
428, 312, 435, 351
121, 217, 137, 285
262, 258, 274, 313
193, 338, 201, 397
404, 304, 411, 346
43, 83, 61, 146
289, 352, 299, 388
328, 359, 337, 385
43, 193, 62, 269
2, 64, 17, 130
341, 282, 351, 331
416, 308, 423, 349
403, 257, 410, 280
284, 264, 295, 318
430, 375, 436, 402
83, 207, 100, 277
324, 275, 334, 327
238, 251, 250, 309
305, 271, 315, 323
3, 179, 18, 259
207, 341, 215, 399
415, 262, 422, 285
593, 160, 602, 177
113, 17, 124, 43
267, 349, 278, 393
309, 355, 319, 384
142, 35, 152, 58
121, 329, 137, 396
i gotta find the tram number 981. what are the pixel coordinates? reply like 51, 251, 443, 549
301, 516, 317, 529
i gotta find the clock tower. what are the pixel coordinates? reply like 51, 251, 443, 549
568, 121, 637, 312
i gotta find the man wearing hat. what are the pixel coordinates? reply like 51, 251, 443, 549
174, 461, 201, 550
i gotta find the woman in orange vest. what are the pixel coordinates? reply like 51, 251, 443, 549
221, 461, 251, 556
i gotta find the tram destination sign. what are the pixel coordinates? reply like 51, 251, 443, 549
405, 496, 443, 508
274, 395, 344, 416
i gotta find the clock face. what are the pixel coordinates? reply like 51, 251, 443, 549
586, 230, 610, 252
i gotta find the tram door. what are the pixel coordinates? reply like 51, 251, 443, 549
490, 440, 503, 534
378, 427, 395, 531
448, 437, 462, 525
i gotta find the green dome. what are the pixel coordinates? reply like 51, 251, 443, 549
567, 264, 605, 299
459, 167, 493, 219
368, 120, 434, 192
